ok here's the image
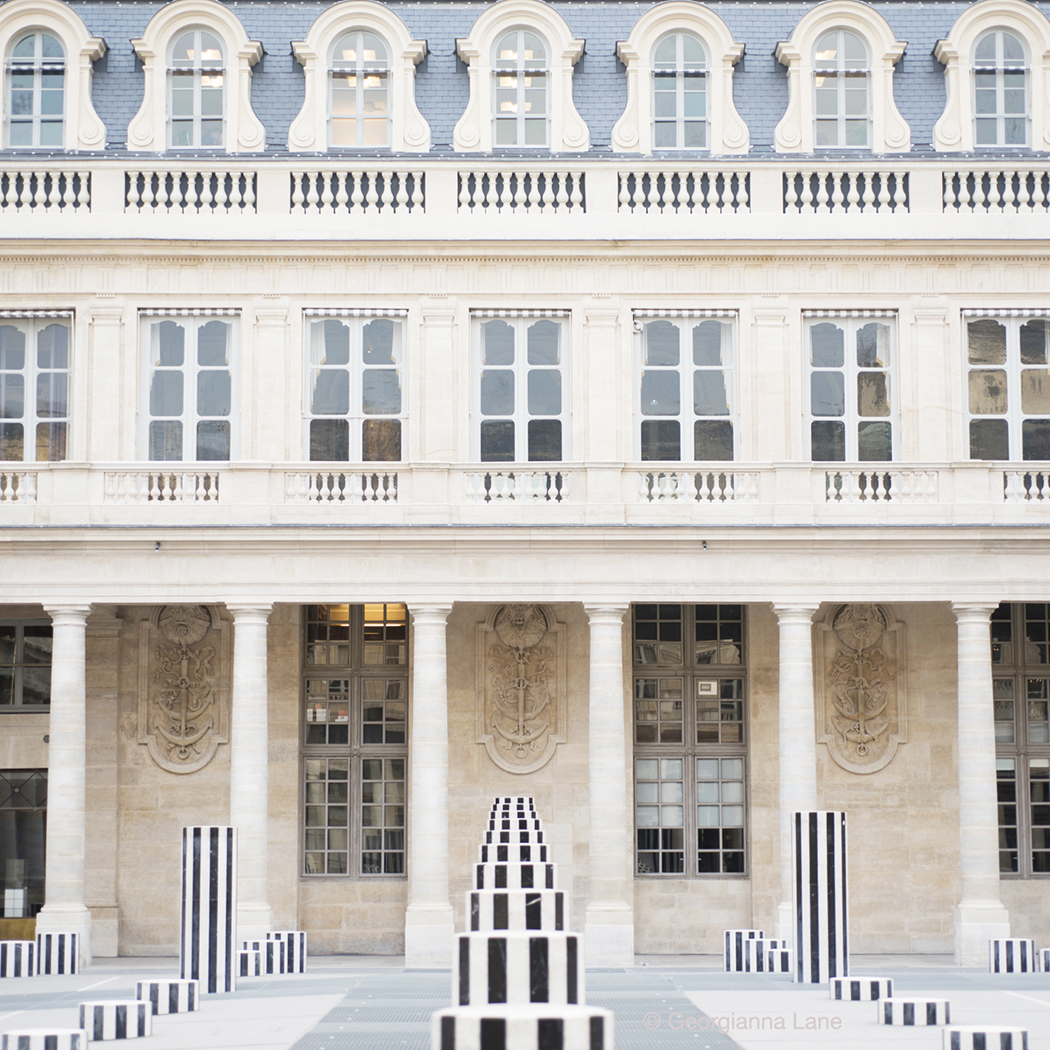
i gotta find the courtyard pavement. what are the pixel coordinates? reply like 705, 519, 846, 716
1, 953, 1048, 1050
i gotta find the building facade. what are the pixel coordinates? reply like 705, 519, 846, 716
0, 0, 1048, 969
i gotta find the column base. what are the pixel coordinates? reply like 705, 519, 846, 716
584, 906, 634, 967
237, 903, 274, 950
774, 901, 793, 945
405, 905, 455, 968
36, 905, 93, 966
954, 901, 1011, 966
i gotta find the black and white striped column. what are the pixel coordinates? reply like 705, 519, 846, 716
0, 940, 34, 977
943, 1027, 1028, 1050
0, 1031, 87, 1050
431, 1004, 612, 1049
989, 938, 1038, 972
180, 825, 237, 994
453, 933, 582, 1006
77, 1001, 151, 1040
723, 929, 764, 972
135, 979, 198, 1014
469, 890, 566, 932
879, 998, 951, 1025
36, 931, 79, 975
792, 810, 848, 984
830, 976, 893, 1001
267, 931, 307, 974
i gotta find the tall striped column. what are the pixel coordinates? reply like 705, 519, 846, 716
792, 810, 848, 984
180, 826, 237, 994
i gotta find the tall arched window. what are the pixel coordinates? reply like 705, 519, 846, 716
493, 28, 548, 147
652, 32, 707, 149
329, 30, 390, 147
974, 29, 1028, 145
168, 27, 225, 148
5, 30, 64, 148
813, 29, 870, 147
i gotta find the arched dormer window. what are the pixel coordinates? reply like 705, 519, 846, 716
0, 0, 105, 151
289, 1, 428, 153
934, 0, 1050, 151
813, 28, 870, 148
493, 28, 548, 147
5, 30, 64, 148
128, 0, 264, 153
454, 0, 587, 153
652, 32, 706, 149
330, 31, 389, 147
612, 2, 746, 155
774, 0, 908, 153
168, 28, 225, 148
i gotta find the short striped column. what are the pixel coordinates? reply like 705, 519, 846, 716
766, 947, 793, 974
180, 825, 237, 994
479, 843, 549, 864
474, 862, 556, 891
878, 998, 951, 1026
36, 932, 78, 975
244, 939, 284, 974
1041, 948, 1050, 973
743, 937, 784, 973
0, 1031, 87, 1050
723, 929, 764, 972
135, 978, 198, 1014
0, 941, 35, 977
267, 931, 307, 975
989, 938, 1038, 972
431, 1004, 612, 1049
830, 976, 893, 1001
238, 948, 262, 977
453, 932, 582, 1006
469, 890, 567, 932
77, 1002, 151, 1040
792, 811, 848, 984
943, 1027, 1028, 1050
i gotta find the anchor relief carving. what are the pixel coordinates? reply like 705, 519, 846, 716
816, 603, 907, 774
476, 604, 566, 774
138, 605, 229, 773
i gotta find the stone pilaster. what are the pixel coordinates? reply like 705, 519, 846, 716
772, 603, 821, 942
227, 603, 274, 945
405, 604, 455, 966
583, 604, 633, 966
951, 602, 1011, 964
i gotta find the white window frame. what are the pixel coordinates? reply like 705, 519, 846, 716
492, 27, 548, 148
471, 311, 570, 464
138, 310, 240, 463
303, 310, 407, 463
813, 28, 871, 149
634, 310, 736, 462
804, 310, 897, 463
0, 310, 72, 464
651, 31, 707, 151
964, 310, 1050, 462
972, 28, 1029, 147
328, 29, 391, 149
4, 29, 64, 148
0, 620, 52, 711
167, 26, 226, 150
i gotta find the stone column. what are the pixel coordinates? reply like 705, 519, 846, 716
583, 604, 634, 966
951, 603, 1011, 964
405, 604, 455, 967
227, 603, 274, 944
37, 604, 93, 965
773, 603, 821, 942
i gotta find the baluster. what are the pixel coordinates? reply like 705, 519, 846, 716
1002, 170, 1017, 212
693, 471, 707, 502
357, 473, 369, 501
736, 172, 749, 213
619, 172, 633, 212
843, 170, 859, 212
184, 172, 200, 211
523, 172, 539, 211
136, 473, 151, 503
893, 171, 907, 211
1016, 170, 1031, 211
141, 172, 157, 212
695, 172, 709, 212
654, 172, 669, 212
410, 171, 424, 211
972, 170, 986, 210
154, 172, 171, 212
558, 472, 570, 501
213, 171, 229, 210
365, 172, 380, 213
228, 172, 243, 209
47, 173, 61, 209
285, 473, 300, 503
554, 172, 568, 211
943, 173, 957, 212
877, 172, 891, 211
541, 171, 555, 212
800, 171, 815, 211
986, 169, 1002, 210
1004, 471, 1023, 503
830, 170, 845, 212
242, 172, 255, 210
124, 172, 141, 212
512, 171, 527, 212
168, 172, 183, 211
395, 171, 408, 211
1033, 171, 1046, 210
303, 171, 319, 212
291, 172, 305, 212
458, 173, 473, 212
380, 172, 394, 211
331, 171, 347, 213
569, 171, 583, 211
638, 472, 652, 502
955, 170, 972, 211
815, 170, 830, 213
657, 473, 675, 501
198, 474, 211, 501
199, 172, 214, 210
104, 472, 117, 503
722, 472, 736, 502
32, 171, 47, 207
344, 171, 360, 213
510, 472, 524, 500
465, 472, 480, 503
1, 474, 13, 501
784, 172, 798, 211
304, 472, 318, 501
4, 172, 18, 210
320, 171, 335, 213
18, 172, 34, 208
825, 473, 836, 503
479, 173, 493, 211
114, 473, 128, 503
492, 172, 507, 210
875, 472, 890, 501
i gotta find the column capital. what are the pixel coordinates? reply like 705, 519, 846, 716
44, 604, 92, 625
225, 602, 274, 623
584, 603, 629, 625
951, 602, 999, 623
410, 604, 453, 624
772, 602, 821, 623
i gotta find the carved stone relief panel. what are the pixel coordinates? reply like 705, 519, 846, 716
137, 605, 230, 774
475, 604, 567, 774
815, 603, 907, 774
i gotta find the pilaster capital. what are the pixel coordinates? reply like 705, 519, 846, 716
584, 603, 629, 626
772, 602, 820, 624
225, 602, 274, 625
44, 604, 92, 626
951, 602, 999, 624
410, 604, 454, 626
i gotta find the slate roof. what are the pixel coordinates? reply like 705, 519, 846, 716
39, 1, 1050, 152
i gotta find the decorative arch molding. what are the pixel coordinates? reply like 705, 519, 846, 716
127, 0, 265, 152
475, 603, 567, 774
288, 0, 429, 152
453, 0, 588, 153
612, 1, 747, 154
773, 0, 909, 153
933, 0, 1050, 151
0, 0, 106, 150
814, 603, 908, 775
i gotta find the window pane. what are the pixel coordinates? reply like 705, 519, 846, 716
197, 370, 231, 416
1020, 370, 1050, 414
694, 420, 732, 461
1022, 419, 1050, 460
362, 419, 401, 462
527, 370, 561, 415
482, 321, 514, 365
970, 418, 1008, 460
527, 320, 560, 365
527, 419, 561, 462
968, 320, 1007, 365
644, 322, 679, 366
693, 371, 729, 415
196, 420, 230, 461
480, 370, 514, 416
362, 369, 402, 415
857, 421, 892, 462
641, 419, 680, 461
811, 323, 844, 367
811, 372, 845, 416
480, 420, 514, 462
310, 419, 349, 461
693, 322, 724, 366
641, 371, 680, 416
149, 420, 182, 461
811, 420, 845, 461
311, 370, 350, 416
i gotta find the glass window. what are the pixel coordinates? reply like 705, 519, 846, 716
652, 32, 707, 150
0, 317, 71, 463
0, 622, 52, 710
493, 28, 548, 147
992, 603, 1050, 877
633, 604, 747, 877
302, 604, 408, 878
638, 316, 734, 461
966, 315, 1050, 461
973, 30, 1028, 147
305, 315, 403, 462
5, 31, 64, 148
141, 314, 237, 462
806, 315, 894, 462
474, 315, 569, 462
329, 30, 390, 148
169, 28, 225, 148
813, 28, 870, 148
0, 770, 47, 917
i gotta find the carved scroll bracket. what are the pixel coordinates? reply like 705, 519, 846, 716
816, 603, 907, 774
476, 604, 567, 774
137, 605, 230, 774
